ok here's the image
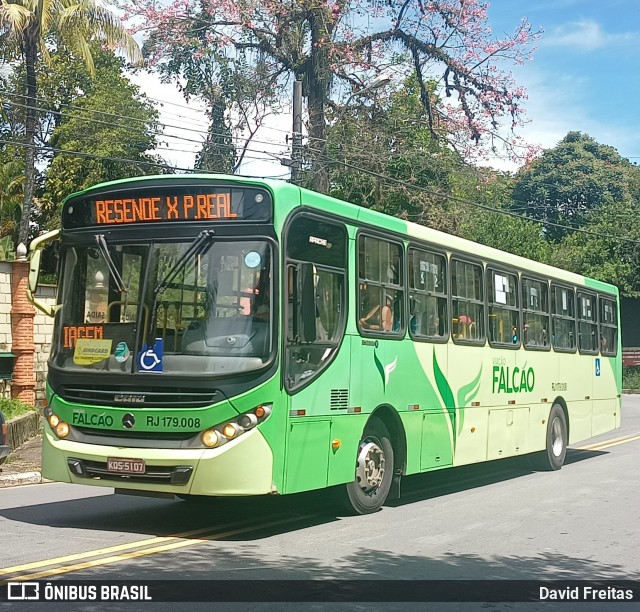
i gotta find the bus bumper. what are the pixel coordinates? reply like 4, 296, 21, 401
41, 426, 275, 496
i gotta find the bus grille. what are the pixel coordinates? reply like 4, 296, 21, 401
330, 389, 349, 410
58, 385, 217, 408
67, 458, 193, 485
75, 427, 196, 442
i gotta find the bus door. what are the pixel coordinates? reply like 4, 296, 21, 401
283, 216, 349, 493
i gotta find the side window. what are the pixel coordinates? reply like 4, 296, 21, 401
599, 296, 618, 356
285, 215, 347, 390
488, 269, 519, 347
578, 291, 598, 354
551, 285, 576, 352
408, 247, 448, 340
451, 259, 484, 344
522, 278, 550, 350
358, 236, 404, 335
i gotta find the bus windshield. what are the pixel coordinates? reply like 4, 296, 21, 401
51, 237, 273, 377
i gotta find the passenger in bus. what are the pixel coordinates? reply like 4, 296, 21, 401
456, 313, 474, 338
360, 294, 393, 331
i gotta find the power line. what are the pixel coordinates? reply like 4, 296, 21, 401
304, 144, 640, 246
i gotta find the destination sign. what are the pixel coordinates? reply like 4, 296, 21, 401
62, 183, 272, 229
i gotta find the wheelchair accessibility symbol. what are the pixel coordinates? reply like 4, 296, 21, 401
595, 357, 601, 377
138, 338, 163, 372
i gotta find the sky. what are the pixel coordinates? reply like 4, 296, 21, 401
130, 0, 640, 177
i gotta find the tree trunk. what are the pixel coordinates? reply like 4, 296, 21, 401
18, 30, 39, 248
307, 10, 330, 194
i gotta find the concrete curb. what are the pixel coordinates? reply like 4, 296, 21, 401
0, 471, 42, 487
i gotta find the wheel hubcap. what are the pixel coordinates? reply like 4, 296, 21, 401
355, 439, 385, 493
551, 416, 564, 457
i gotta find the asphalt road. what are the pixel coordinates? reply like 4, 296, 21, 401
1, 397, 639, 611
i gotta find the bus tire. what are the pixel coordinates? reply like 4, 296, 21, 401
342, 417, 394, 515
533, 404, 568, 471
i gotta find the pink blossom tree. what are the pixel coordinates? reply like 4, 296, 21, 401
125, 0, 540, 192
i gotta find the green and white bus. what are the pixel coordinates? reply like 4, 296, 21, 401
28, 174, 621, 514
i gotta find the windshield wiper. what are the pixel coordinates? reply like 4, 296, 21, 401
95, 234, 127, 293
148, 229, 216, 335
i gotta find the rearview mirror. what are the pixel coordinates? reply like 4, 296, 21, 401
27, 229, 60, 317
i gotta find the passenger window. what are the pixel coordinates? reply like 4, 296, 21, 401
551, 285, 576, 352
358, 236, 404, 335
451, 259, 484, 343
599, 296, 618, 356
577, 292, 598, 354
408, 248, 448, 340
488, 269, 519, 347
522, 278, 550, 350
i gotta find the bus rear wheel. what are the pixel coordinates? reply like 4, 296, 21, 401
342, 418, 394, 515
533, 404, 568, 471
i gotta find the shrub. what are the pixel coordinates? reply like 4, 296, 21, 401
623, 366, 640, 390
0, 398, 35, 420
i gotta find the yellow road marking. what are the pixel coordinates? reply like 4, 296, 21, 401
1, 515, 310, 584
0, 524, 230, 577
588, 434, 640, 451
576, 432, 640, 451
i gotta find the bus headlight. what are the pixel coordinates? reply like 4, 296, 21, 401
201, 429, 224, 448
44, 406, 68, 437
201, 404, 272, 449
54, 421, 70, 438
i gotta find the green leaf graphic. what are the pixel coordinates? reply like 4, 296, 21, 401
433, 351, 455, 447
456, 366, 482, 437
374, 350, 386, 390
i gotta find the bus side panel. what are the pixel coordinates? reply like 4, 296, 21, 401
592, 355, 621, 437
327, 414, 367, 486
283, 419, 330, 494
447, 343, 488, 466
561, 352, 593, 444
283, 334, 353, 493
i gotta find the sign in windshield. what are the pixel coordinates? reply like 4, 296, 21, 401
62, 184, 272, 229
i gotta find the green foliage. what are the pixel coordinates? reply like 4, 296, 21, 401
622, 367, 640, 390
511, 132, 634, 241
0, 398, 35, 419
326, 76, 465, 233
40, 46, 164, 219
0, 159, 24, 244
0, 235, 15, 261
548, 199, 640, 296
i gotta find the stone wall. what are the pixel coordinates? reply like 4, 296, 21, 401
0, 261, 56, 406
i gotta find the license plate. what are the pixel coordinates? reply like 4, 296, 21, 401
107, 457, 145, 474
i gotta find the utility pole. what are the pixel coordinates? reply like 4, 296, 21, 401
291, 81, 303, 185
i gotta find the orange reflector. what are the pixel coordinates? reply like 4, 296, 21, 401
408, 404, 420, 411
331, 439, 341, 450
471, 402, 480, 407
348, 407, 362, 414
289, 409, 306, 417
541, 398, 548, 403
508, 400, 516, 405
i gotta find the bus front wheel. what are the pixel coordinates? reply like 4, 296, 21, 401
533, 404, 568, 471
342, 417, 394, 515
